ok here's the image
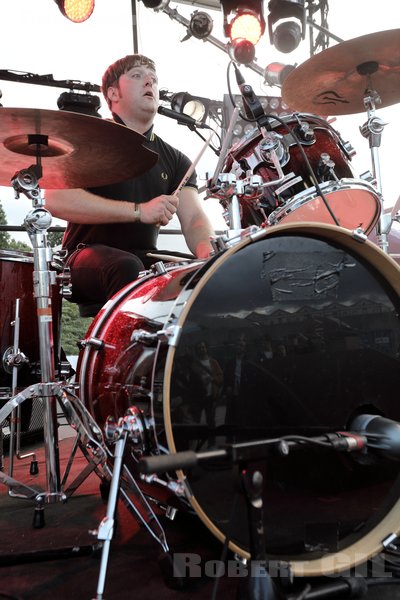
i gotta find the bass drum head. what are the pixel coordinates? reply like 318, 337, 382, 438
163, 223, 400, 576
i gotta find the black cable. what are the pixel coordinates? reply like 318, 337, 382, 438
190, 124, 222, 157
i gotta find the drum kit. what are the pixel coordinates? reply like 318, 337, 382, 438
1, 27, 400, 599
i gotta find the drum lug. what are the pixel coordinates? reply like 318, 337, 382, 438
78, 337, 104, 350
360, 170, 377, 187
151, 261, 168, 275
131, 325, 182, 347
342, 139, 356, 159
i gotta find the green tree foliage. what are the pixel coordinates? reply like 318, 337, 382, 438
0, 202, 13, 248
47, 230, 64, 248
60, 300, 92, 356
0, 201, 31, 251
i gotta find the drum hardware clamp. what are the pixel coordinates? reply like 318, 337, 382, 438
351, 228, 369, 243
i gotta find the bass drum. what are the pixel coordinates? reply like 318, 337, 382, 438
78, 223, 400, 577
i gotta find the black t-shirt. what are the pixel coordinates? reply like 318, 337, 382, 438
62, 126, 197, 253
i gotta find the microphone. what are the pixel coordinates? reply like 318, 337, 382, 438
138, 432, 368, 475
351, 414, 400, 460
233, 63, 270, 129
157, 105, 210, 129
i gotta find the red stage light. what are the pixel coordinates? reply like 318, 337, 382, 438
55, 0, 95, 23
230, 10, 263, 45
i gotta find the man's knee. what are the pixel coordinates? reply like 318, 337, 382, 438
104, 253, 144, 298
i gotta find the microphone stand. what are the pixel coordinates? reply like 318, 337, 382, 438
139, 432, 370, 600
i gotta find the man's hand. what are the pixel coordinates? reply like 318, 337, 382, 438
139, 194, 179, 226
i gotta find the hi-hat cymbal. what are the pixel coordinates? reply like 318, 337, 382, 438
282, 29, 400, 116
0, 107, 158, 189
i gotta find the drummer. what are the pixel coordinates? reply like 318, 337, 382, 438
45, 54, 214, 306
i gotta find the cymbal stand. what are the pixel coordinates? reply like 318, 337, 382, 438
359, 64, 390, 253
0, 144, 107, 524
12, 159, 63, 503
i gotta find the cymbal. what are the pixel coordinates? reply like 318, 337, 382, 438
282, 29, 400, 116
0, 107, 158, 189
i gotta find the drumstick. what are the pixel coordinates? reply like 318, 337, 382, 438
146, 252, 193, 262
173, 130, 215, 195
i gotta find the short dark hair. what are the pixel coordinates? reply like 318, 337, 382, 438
101, 54, 156, 109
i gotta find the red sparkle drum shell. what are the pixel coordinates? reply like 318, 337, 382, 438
222, 114, 380, 234
78, 223, 400, 577
0, 249, 62, 391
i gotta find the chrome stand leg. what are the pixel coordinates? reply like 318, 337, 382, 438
94, 434, 128, 600
92, 414, 170, 599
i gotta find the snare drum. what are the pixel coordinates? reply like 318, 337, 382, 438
0, 249, 62, 391
221, 113, 381, 233
78, 224, 400, 577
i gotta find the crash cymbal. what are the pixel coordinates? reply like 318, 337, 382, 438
0, 107, 158, 189
282, 29, 400, 116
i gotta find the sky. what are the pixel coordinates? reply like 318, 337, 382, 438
0, 0, 398, 251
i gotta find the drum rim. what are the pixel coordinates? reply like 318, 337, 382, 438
0, 249, 33, 263
268, 180, 381, 234
162, 222, 400, 574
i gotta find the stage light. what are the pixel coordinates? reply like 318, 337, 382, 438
230, 9, 263, 45
188, 11, 213, 39
264, 62, 296, 87
57, 91, 101, 117
228, 39, 256, 65
54, 0, 95, 23
171, 92, 210, 125
140, 0, 170, 11
221, 0, 265, 44
267, 0, 306, 53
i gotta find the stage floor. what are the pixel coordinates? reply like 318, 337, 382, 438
1, 427, 400, 600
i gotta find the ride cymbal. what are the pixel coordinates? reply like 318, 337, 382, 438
282, 29, 400, 116
0, 107, 158, 189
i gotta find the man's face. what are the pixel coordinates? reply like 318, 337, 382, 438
108, 64, 159, 118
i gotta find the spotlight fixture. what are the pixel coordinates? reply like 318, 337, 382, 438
221, 0, 265, 44
188, 11, 213, 39
57, 91, 101, 117
267, 0, 306, 53
140, 0, 170, 11
54, 0, 95, 23
170, 92, 210, 125
230, 9, 263, 45
228, 38, 256, 65
264, 62, 296, 87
